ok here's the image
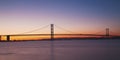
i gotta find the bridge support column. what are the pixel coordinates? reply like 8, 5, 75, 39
106, 28, 109, 36
7, 35, 10, 41
0, 36, 1, 41
51, 24, 54, 40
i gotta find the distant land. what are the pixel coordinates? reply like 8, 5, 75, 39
0, 36, 120, 42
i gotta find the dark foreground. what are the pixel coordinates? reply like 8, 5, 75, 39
0, 39, 120, 60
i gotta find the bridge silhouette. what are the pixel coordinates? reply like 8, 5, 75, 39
0, 24, 119, 41
0, 24, 119, 60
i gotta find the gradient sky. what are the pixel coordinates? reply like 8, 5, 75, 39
0, 0, 120, 35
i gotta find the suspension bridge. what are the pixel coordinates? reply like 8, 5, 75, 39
0, 24, 119, 41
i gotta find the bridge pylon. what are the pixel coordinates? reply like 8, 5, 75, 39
106, 28, 109, 36
51, 24, 54, 40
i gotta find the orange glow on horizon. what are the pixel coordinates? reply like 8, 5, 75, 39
0, 35, 112, 41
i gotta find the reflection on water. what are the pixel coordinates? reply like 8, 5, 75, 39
0, 39, 120, 60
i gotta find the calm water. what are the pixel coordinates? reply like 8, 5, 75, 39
0, 39, 120, 60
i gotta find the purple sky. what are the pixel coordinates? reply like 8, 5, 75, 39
0, 0, 120, 35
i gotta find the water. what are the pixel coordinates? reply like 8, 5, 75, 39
0, 39, 120, 60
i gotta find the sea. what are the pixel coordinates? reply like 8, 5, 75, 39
0, 39, 120, 60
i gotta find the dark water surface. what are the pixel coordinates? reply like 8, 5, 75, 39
0, 39, 120, 60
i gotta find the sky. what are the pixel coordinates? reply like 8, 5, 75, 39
0, 0, 120, 35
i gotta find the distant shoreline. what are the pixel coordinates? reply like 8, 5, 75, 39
0, 36, 120, 42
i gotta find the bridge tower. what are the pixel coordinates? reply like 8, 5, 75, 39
106, 28, 109, 36
51, 24, 54, 40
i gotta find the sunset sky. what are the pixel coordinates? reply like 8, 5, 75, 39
0, 0, 120, 35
